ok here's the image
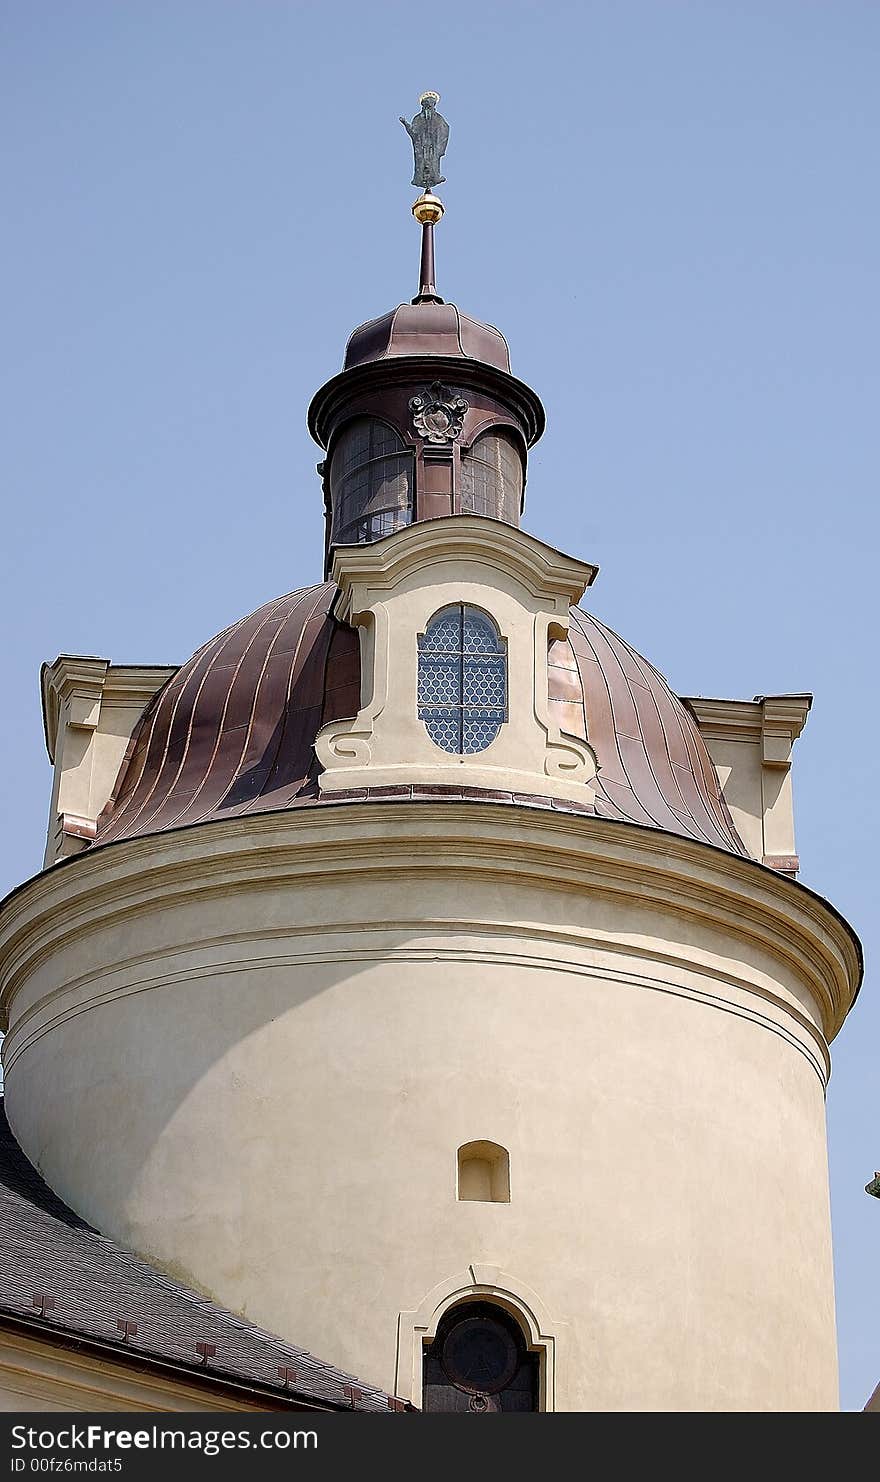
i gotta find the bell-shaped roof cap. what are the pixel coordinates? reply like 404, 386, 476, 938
344, 299, 511, 373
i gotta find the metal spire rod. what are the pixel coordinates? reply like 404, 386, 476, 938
416, 219, 440, 303
411, 194, 445, 304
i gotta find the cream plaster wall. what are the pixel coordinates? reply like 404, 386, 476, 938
41, 659, 176, 866
0, 804, 859, 1413
316, 517, 598, 802
687, 695, 811, 874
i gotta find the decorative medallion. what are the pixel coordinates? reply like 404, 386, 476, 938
409, 382, 468, 443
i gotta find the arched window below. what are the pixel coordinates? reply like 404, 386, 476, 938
418, 606, 507, 755
423, 1302, 538, 1412
460, 429, 523, 524
457, 1141, 510, 1203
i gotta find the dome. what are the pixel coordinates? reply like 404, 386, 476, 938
344, 300, 511, 373
553, 609, 744, 853
94, 585, 745, 856
94, 584, 358, 844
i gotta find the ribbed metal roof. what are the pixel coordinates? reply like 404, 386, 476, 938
344, 299, 511, 372
552, 610, 745, 854
95, 584, 357, 844
94, 585, 744, 857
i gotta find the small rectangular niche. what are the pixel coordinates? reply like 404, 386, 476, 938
457, 1141, 510, 1203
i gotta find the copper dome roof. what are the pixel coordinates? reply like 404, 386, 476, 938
94, 585, 745, 857
95, 585, 357, 845
344, 300, 511, 373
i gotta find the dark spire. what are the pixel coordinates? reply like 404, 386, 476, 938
412, 191, 444, 305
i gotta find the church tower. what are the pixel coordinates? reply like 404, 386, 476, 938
0, 99, 861, 1411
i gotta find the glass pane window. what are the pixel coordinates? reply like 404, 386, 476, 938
460, 429, 523, 524
418, 606, 507, 755
330, 418, 414, 545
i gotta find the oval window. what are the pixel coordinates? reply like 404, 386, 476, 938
418, 606, 507, 755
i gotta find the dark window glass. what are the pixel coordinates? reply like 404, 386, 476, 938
330, 418, 413, 545
418, 605, 506, 755
423, 1302, 539, 1413
460, 429, 523, 523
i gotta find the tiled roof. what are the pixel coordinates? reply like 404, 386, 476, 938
0, 1102, 404, 1412
93, 582, 745, 859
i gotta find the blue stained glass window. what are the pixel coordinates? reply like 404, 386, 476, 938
418, 606, 507, 754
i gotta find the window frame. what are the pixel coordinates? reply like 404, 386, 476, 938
329, 417, 414, 546
417, 604, 508, 756
460, 427, 524, 523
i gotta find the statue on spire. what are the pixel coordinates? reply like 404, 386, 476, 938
400, 92, 449, 191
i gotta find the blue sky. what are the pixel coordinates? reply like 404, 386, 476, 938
1, 2, 877, 1409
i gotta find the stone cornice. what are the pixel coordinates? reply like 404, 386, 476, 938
41, 657, 108, 763
41, 657, 177, 763
329, 516, 598, 619
686, 693, 812, 757
101, 664, 179, 703
758, 694, 813, 766
0, 801, 861, 1049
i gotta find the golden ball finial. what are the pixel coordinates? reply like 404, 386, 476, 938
412, 191, 444, 226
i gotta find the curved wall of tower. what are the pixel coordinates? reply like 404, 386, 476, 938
0, 801, 858, 1411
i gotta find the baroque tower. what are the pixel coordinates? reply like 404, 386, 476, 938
0, 101, 861, 1412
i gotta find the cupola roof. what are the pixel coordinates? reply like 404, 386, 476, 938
344, 300, 511, 373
